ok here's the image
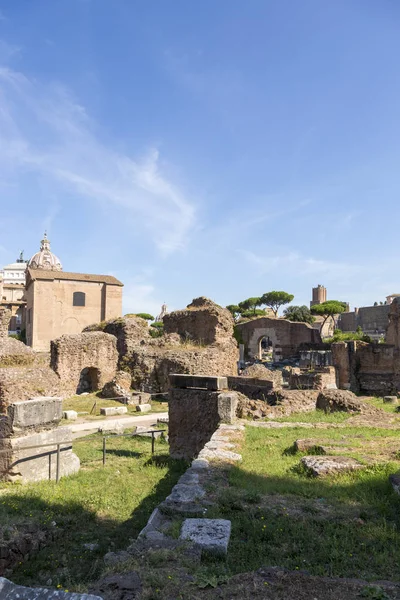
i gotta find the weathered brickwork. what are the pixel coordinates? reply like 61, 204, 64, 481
236, 317, 322, 360
51, 332, 118, 395
87, 298, 238, 393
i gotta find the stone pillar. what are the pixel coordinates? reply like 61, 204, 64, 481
168, 374, 238, 460
331, 342, 351, 390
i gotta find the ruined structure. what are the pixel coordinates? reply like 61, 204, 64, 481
168, 374, 238, 460
0, 307, 32, 366
51, 332, 119, 395
236, 316, 322, 361
332, 298, 400, 394
86, 298, 238, 393
0, 396, 80, 482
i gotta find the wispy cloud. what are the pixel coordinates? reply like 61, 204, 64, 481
242, 250, 365, 279
0, 64, 195, 254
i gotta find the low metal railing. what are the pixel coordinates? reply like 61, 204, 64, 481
0, 428, 167, 483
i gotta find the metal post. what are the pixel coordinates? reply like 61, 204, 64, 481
151, 431, 155, 455
56, 444, 60, 483
103, 437, 106, 466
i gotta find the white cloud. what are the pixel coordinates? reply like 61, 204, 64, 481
0, 64, 195, 255
242, 250, 365, 278
122, 280, 164, 317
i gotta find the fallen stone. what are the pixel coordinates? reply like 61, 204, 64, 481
157, 416, 169, 424
98, 422, 124, 434
131, 392, 152, 405
294, 439, 327, 454
180, 518, 231, 556
1, 427, 80, 483
90, 571, 141, 600
317, 390, 379, 414
104, 550, 132, 567
100, 406, 128, 416
63, 410, 78, 420
384, 396, 398, 404
136, 404, 151, 413
0, 577, 102, 599
301, 455, 364, 477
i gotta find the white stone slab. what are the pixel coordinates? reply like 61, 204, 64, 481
180, 518, 231, 556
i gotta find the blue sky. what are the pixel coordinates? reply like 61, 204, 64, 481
0, 0, 399, 315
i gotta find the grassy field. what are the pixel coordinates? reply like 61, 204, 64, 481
0, 432, 186, 591
208, 423, 400, 582
62, 392, 167, 420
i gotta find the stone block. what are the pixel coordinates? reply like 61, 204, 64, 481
180, 518, 231, 556
7, 397, 62, 434
0, 577, 102, 599
301, 455, 364, 477
136, 403, 151, 413
131, 392, 152, 405
169, 374, 228, 391
217, 392, 238, 424
384, 396, 398, 404
100, 406, 127, 416
0, 427, 80, 483
63, 410, 78, 420
294, 439, 327, 454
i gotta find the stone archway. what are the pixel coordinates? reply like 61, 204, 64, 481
77, 367, 101, 394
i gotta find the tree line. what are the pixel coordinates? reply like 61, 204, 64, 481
227, 292, 348, 332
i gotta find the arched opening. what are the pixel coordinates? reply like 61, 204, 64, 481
77, 367, 101, 394
259, 336, 273, 361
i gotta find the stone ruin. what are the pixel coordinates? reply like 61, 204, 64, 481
50, 332, 119, 396
0, 307, 33, 367
0, 395, 80, 483
331, 298, 400, 395
85, 297, 238, 393
236, 316, 322, 361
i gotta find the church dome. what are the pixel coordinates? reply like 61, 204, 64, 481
28, 233, 63, 271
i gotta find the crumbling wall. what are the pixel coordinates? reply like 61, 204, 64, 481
288, 366, 337, 390
332, 337, 400, 395
51, 332, 118, 395
163, 297, 234, 345
236, 389, 319, 419
0, 307, 33, 367
236, 317, 322, 360
87, 298, 238, 393
0, 366, 60, 405
168, 375, 238, 460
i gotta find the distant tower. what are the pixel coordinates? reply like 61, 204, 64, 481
310, 284, 327, 308
156, 303, 168, 322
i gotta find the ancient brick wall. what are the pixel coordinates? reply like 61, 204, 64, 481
168, 375, 238, 460
163, 297, 234, 345
50, 332, 118, 395
86, 298, 239, 393
236, 317, 322, 360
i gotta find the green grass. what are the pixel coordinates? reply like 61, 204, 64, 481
62, 393, 167, 419
0, 432, 186, 591
274, 409, 351, 423
211, 424, 400, 582
362, 396, 399, 414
